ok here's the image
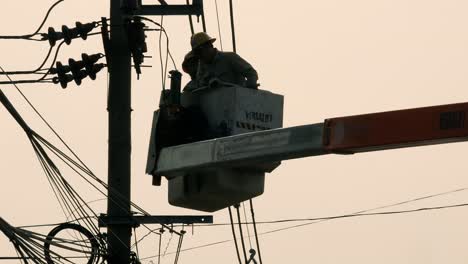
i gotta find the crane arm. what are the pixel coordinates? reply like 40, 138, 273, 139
156, 102, 468, 178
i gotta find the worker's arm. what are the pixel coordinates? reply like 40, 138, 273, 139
230, 53, 258, 89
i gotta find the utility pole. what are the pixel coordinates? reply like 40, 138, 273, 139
107, 0, 132, 263
104, 1, 207, 263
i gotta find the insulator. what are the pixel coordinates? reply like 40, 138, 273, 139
87, 63, 105, 80
55, 62, 70, 78
75, 22, 96, 40
54, 61, 73, 88
127, 18, 147, 77
46, 27, 64, 47
132, 17, 147, 52
81, 53, 103, 72
68, 58, 85, 76
52, 73, 73, 89
62, 25, 78, 45
71, 69, 88, 85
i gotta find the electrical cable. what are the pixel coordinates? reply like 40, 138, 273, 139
214, 0, 224, 51
0, 77, 104, 251
249, 199, 263, 264
31, 137, 100, 235
158, 228, 163, 264
40, 134, 180, 236
130, 224, 182, 250
138, 16, 178, 90
0, 45, 53, 75
242, 203, 252, 249
140, 199, 468, 260
0, 79, 53, 85
2, 47, 184, 257
134, 227, 140, 260
32, 109, 180, 236
1, 217, 92, 264
173, 227, 185, 264
0, 0, 64, 40
0, 256, 90, 261
229, 0, 237, 53
64, 198, 107, 222
2, 88, 100, 229
162, 231, 174, 257
37, 137, 99, 233
1, 101, 116, 262
132, 228, 162, 249
17, 221, 81, 229
0, 40, 66, 85
186, 0, 195, 35
159, 16, 167, 89
12, 107, 165, 239
201, 11, 207, 33
0, 71, 96, 235
30, 0, 65, 37
228, 207, 242, 264
235, 205, 248, 264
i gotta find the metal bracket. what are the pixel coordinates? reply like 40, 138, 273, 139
98, 214, 213, 227
134, 2, 203, 16
100, 17, 111, 72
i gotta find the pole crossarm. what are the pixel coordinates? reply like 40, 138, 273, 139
98, 215, 213, 227
135, 4, 203, 16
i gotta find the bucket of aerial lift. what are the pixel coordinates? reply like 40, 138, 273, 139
180, 84, 284, 137
146, 83, 284, 212
165, 84, 284, 212
168, 169, 266, 212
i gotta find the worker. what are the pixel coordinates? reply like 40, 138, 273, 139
190, 32, 258, 89
181, 50, 199, 92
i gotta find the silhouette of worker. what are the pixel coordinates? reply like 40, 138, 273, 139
190, 32, 258, 89
181, 50, 199, 92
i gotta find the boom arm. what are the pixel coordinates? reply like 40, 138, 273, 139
156, 102, 468, 178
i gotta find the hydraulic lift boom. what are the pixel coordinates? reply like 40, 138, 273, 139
156, 102, 468, 178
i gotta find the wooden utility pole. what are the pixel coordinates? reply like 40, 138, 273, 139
107, 0, 132, 263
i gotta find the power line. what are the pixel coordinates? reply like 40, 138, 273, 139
0, 46, 53, 75
159, 16, 168, 89
249, 199, 263, 264
242, 203, 252, 248
163, 187, 468, 228
229, 0, 237, 53
0, 0, 65, 40
234, 205, 248, 264
146, 186, 467, 262
16, 216, 95, 229
0, 40, 66, 85
228, 207, 242, 264
259, 202, 468, 236
214, 0, 224, 51
137, 16, 178, 87
1, 67, 176, 237
29, 0, 65, 37
140, 200, 468, 260
186, 0, 195, 35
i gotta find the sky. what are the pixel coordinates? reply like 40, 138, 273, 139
1, 0, 468, 263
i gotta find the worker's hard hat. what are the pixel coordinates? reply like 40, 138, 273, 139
182, 51, 198, 74
190, 32, 216, 50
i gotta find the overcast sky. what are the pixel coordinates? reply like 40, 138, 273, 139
1, 0, 468, 263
